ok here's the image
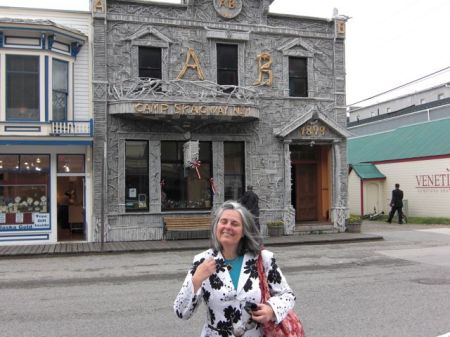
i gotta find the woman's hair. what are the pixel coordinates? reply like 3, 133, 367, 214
210, 200, 263, 256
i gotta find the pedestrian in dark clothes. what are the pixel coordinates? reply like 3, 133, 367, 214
239, 185, 260, 230
387, 183, 404, 224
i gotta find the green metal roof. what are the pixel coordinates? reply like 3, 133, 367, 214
350, 163, 386, 179
348, 117, 450, 164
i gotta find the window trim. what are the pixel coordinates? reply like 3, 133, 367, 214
279, 38, 316, 98
211, 41, 244, 90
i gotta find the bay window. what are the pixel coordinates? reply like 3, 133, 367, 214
6, 55, 40, 121
52, 59, 69, 121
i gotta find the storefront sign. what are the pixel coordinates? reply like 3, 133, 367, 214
416, 172, 450, 192
33, 213, 50, 228
134, 103, 254, 117
0, 212, 51, 231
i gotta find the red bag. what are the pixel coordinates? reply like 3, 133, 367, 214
257, 254, 305, 337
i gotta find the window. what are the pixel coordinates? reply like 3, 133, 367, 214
139, 47, 162, 79
289, 57, 307, 97
217, 44, 238, 93
57, 155, 85, 174
52, 59, 69, 121
6, 55, 40, 120
224, 142, 245, 200
125, 141, 149, 212
161, 141, 212, 210
438, 93, 444, 100
0, 154, 50, 229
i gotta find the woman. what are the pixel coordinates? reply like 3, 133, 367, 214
174, 201, 296, 337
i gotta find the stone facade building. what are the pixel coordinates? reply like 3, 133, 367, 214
92, 0, 350, 241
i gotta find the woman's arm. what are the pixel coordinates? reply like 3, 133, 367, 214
173, 256, 206, 320
262, 250, 296, 324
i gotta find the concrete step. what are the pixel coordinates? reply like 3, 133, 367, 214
294, 223, 338, 235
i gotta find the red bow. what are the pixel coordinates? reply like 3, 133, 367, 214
189, 160, 202, 179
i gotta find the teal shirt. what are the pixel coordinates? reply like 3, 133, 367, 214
224, 255, 244, 289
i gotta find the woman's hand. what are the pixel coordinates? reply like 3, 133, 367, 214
251, 303, 276, 323
192, 258, 216, 292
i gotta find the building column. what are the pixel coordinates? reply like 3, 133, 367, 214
331, 139, 347, 232
282, 140, 295, 235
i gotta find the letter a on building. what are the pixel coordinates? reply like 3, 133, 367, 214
177, 48, 206, 80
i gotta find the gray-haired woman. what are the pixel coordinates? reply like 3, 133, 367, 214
174, 201, 297, 337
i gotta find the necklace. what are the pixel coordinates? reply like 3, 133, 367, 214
224, 255, 243, 271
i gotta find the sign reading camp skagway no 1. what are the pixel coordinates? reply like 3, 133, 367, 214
133, 102, 258, 118
213, 0, 243, 19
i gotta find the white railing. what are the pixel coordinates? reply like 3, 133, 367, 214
51, 120, 92, 136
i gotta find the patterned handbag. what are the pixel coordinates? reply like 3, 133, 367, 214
257, 254, 305, 337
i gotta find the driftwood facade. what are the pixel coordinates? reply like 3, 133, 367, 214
92, 0, 350, 241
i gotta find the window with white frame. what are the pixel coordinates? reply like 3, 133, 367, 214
52, 59, 69, 121
6, 55, 40, 121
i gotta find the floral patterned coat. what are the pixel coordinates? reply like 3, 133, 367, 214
173, 248, 296, 337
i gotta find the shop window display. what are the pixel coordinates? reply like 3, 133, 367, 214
0, 154, 50, 230
161, 141, 212, 211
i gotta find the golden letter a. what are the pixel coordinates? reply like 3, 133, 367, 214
176, 48, 206, 80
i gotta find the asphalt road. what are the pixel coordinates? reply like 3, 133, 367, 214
1, 223, 449, 337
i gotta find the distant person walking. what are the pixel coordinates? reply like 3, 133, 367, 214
387, 183, 404, 224
239, 185, 260, 230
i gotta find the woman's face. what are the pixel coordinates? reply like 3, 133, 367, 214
216, 209, 244, 251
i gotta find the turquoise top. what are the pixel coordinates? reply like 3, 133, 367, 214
224, 255, 244, 290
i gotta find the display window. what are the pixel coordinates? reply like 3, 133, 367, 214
0, 154, 50, 231
161, 141, 212, 211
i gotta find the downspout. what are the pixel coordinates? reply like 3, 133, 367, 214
360, 179, 364, 217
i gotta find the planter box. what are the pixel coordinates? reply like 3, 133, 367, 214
268, 226, 284, 237
346, 222, 361, 233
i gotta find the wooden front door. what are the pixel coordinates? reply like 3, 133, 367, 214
295, 163, 318, 221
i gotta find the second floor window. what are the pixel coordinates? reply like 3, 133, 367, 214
6, 55, 40, 120
52, 59, 69, 121
217, 44, 238, 93
289, 57, 307, 97
138, 47, 162, 79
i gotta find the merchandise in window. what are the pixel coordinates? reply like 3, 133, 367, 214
224, 142, 245, 200
125, 141, 149, 212
217, 44, 238, 93
0, 154, 50, 230
289, 57, 308, 97
6, 55, 40, 120
161, 141, 212, 210
52, 59, 69, 121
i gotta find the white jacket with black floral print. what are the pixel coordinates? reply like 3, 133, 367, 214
173, 248, 296, 337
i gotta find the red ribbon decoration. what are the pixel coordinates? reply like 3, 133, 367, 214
209, 177, 217, 195
189, 160, 202, 179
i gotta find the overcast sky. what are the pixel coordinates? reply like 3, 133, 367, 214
1, 0, 449, 106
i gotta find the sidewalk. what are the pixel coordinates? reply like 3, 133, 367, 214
0, 230, 383, 258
